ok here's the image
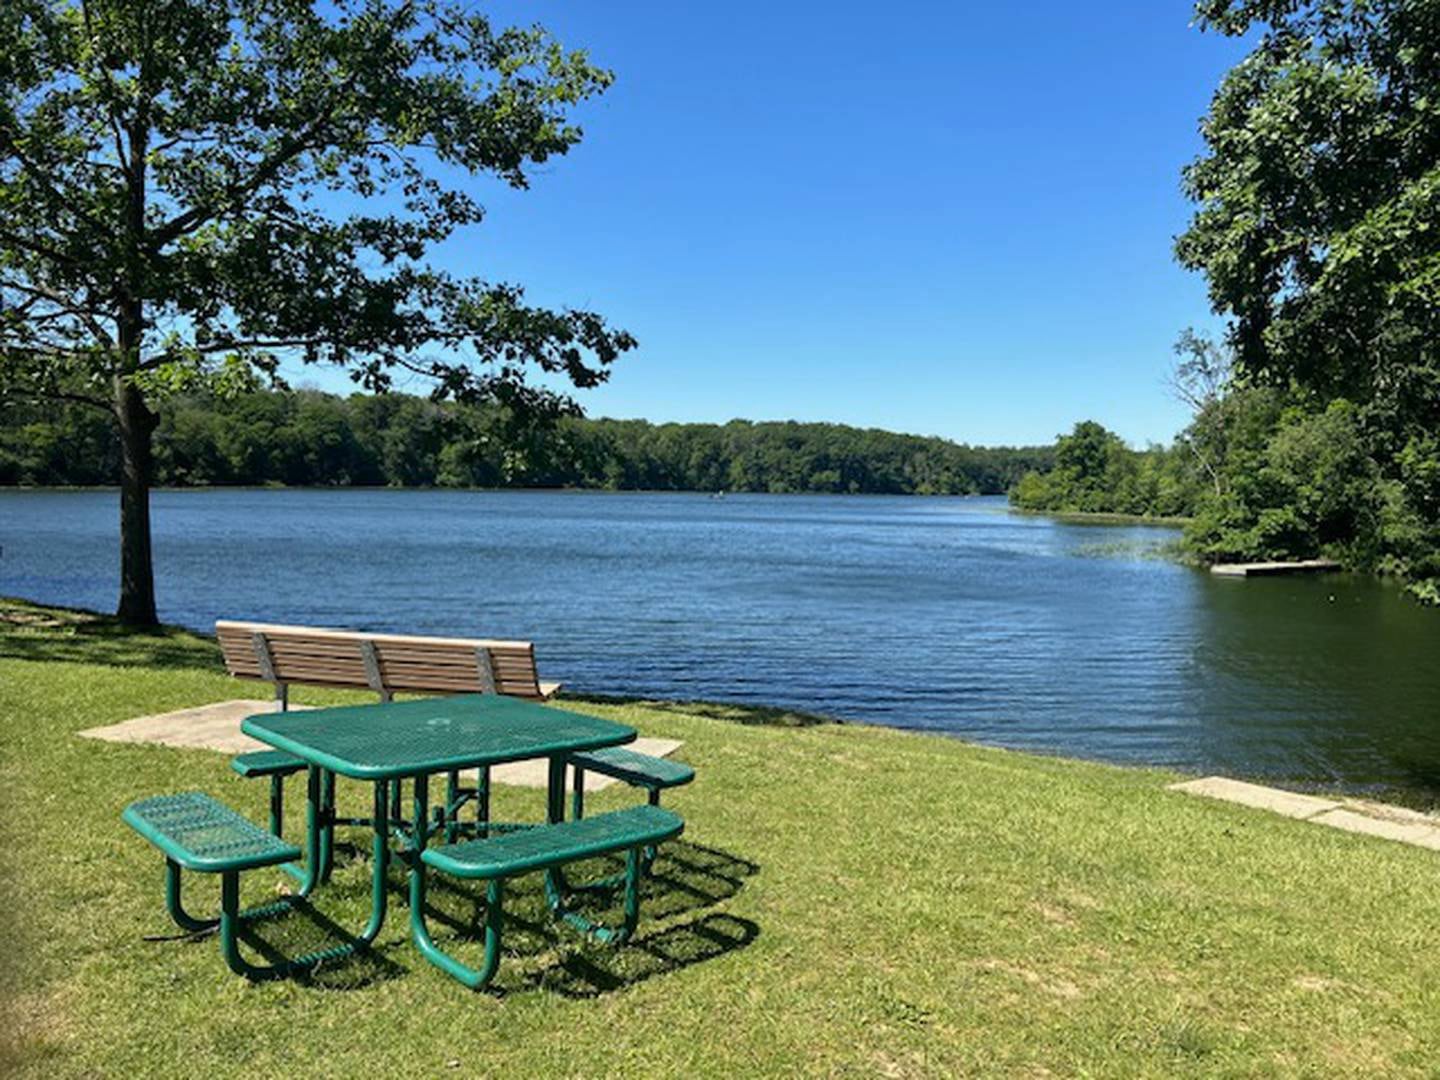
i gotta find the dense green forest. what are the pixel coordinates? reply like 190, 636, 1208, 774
0, 389, 1052, 496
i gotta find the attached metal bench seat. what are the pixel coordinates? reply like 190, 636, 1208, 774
567, 747, 695, 839
414, 805, 684, 990
570, 746, 695, 794
423, 804, 684, 879
230, 749, 307, 778
124, 791, 307, 974
124, 791, 300, 872
123, 790, 391, 981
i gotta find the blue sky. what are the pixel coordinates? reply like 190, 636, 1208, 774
292, 2, 1250, 448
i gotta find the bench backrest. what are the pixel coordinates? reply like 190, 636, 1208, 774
216, 620, 547, 700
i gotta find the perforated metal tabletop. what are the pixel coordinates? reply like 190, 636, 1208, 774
240, 693, 635, 779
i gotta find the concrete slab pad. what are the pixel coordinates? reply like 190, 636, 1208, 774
1310, 809, 1440, 852
78, 699, 306, 754
1340, 798, 1440, 828
1210, 559, 1341, 577
1167, 776, 1342, 819
79, 701, 685, 791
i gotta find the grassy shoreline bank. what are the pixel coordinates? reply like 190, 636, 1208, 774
1006, 506, 1194, 528
4, 599, 1439, 1075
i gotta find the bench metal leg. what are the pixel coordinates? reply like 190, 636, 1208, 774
571, 765, 586, 820
165, 858, 219, 933
163, 857, 305, 938
545, 846, 644, 946
217, 781, 391, 981
268, 775, 285, 838
408, 775, 504, 990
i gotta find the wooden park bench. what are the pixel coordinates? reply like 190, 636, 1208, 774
415, 804, 685, 989
216, 620, 562, 708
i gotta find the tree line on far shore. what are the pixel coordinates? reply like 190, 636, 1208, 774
0, 389, 1053, 496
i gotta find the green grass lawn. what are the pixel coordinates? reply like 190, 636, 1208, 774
2, 598, 1439, 1076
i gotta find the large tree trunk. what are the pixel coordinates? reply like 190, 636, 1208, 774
115, 379, 159, 626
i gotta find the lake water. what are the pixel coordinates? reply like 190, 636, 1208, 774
4, 489, 1439, 795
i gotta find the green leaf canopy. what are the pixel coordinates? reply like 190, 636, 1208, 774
0, 0, 636, 413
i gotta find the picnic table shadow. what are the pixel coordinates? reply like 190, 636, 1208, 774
231, 838, 760, 995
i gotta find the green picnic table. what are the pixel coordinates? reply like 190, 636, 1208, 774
231, 693, 639, 980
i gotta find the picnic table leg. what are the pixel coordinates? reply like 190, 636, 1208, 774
408, 773, 503, 990
277, 765, 324, 897
318, 768, 337, 883
642, 788, 661, 870
571, 764, 586, 820
267, 774, 285, 838
546, 754, 567, 825
543, 754, 570, 910
476, 766, 491, 838
444, 770, 461, 843
389, 779, 403, 829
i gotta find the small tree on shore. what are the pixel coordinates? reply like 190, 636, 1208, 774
0, 0, 634, 624
1169, 328, 1234, 498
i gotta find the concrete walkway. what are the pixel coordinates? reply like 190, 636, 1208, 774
1169, 776, 1440, 851
79, 699, 682, 791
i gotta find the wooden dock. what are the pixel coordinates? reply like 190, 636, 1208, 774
1210, 559, 1341, 577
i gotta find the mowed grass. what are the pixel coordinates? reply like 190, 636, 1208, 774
2, 599, 1440, 1076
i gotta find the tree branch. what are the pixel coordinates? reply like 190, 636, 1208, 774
0, 228, 83, 269
1, 277, 114, 346
148, 70, 364, 250
80, 0, 135, 184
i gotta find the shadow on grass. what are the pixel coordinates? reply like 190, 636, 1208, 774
424, 838, 762, 998
237, 899, 409, 990
568, 692, 842, 728
0, 597, 218, 671
533, 912, 761, 998
204, 839, 760, 995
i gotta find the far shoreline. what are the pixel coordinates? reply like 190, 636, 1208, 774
1006, 506, 1192, 528
1, 484, 1010, 498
